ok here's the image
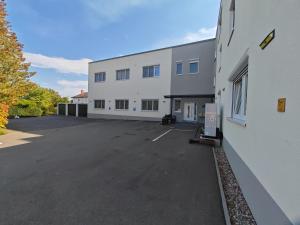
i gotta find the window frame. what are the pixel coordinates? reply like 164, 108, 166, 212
143, 65, 160, 78
95, 72, 106, 82
115, 99, 129, 110
228, 0, 235, 46
94, 99, 105, 109
116, 69, 130, 81
189, 60, 199, 74
141, 99, 159, 111
176, 62, 183, 75
231, 65, 248, 122
174, 99, 181, 112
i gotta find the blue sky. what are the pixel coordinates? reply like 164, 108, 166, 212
7, 0, 219, 97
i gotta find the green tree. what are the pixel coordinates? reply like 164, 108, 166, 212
0, 0, 34, 127
9, 84, 69, 117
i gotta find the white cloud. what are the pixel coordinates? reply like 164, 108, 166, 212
154, 26, 217, 48
24, 52, 92, 75
57, 80, 88, 97
82, 0, 169, 26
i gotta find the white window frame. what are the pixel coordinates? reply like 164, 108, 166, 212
95, 72, 106, 82
143, 65, 160, 78
174, 99, 181, 112
94, 99, 105, 109
116, 69, 130, 81
231, 66, 248, 122
141, 99, 159, 111
115, 99, 129, 110
189, 60, 199, 74
228, 0, 235, 45
176, 62, 183, 75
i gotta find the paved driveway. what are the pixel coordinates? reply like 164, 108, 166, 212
0, 116, 225, 225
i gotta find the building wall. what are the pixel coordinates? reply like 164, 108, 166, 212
72, 98, 88, 104
88, 48, 172, 120
171, 39, 216, 95
215, 1, 300, 225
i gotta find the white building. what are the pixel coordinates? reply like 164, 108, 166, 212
215, 1, 300, 225
88, 40, 215, 122
71, 90, 88, 104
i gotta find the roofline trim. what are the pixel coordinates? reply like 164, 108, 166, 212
89, 38, 216, 64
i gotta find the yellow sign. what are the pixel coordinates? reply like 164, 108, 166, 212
277, 98, 286, 112
260, 30, 275, 50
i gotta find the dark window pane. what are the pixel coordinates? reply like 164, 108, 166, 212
125, 100, 129, 109
148, 66, 154, 77
143, 67, 148, 77
142, 100, 147, 110
154, 65, 160, 76
189, 62, 198, 73
153, 100, 159, 111
148, 100, 153, 110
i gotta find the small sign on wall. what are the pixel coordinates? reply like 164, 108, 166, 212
277, 98, 286, 112
260, 29, 275, 50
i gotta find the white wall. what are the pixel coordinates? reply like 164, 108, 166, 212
88, 49, 172, 120
72, 98, 88, 104
215, 0, 300, 224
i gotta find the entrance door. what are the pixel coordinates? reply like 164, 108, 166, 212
184, 102, 197, 122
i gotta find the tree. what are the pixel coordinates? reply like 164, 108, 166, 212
0, 0, 34, 127
9, 84, 69, 117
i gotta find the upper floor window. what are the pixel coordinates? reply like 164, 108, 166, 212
143, 65, 160, 78
116, 69, 130, 80
228, 0, 235, 44
94, 100, 105, 109
115, 99, 129, 110
95, 72, 106, 82
176, 62, 183, 75
232, 65, 248, 122
189, 61, 199, 74
141, 99, 159, 111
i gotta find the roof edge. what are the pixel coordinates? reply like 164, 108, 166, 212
89, 38, 216, 64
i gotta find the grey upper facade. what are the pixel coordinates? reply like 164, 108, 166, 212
170, 38, 216, 96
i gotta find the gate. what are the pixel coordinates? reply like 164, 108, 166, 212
58, 104, 66, 116
78, 104, 87, 117
68, 104, 76, 116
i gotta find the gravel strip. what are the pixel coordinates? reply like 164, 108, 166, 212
214, 147, 257, 225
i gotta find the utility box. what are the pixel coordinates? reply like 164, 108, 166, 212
204, 103, 217, 137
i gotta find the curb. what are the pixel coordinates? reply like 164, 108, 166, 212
213, 147, 232, 225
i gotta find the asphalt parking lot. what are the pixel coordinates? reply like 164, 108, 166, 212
1, 116, 225, 225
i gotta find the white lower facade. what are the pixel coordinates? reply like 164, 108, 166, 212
88, 48, 172, 121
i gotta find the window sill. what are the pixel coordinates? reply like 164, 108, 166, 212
174, 110, 181, 113
95, 81, 106, 83
226, 117, 246, 127
141, 110, 159, 112
227, 29, 234, 46
188, 72, 199, 75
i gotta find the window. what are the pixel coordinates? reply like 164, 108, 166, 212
174, 99, 181, 112
228, 0, 235, 44
95, 72, 106, 82
176, 62, 183, 75
115, 99, 129, 110
232, 65, 248, 121
189, 61, 199, 74
116, 69, 130, 80
94, 100, 105, 109
141, 99, 159, 111
143, 65, 160, 78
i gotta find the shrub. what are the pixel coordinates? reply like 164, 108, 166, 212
0, 103, 9, 128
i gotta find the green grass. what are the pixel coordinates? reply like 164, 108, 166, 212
0, 128, 7, 135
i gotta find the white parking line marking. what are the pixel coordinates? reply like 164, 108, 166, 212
152, 129, 173, 142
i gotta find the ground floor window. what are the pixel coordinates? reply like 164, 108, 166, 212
94, 100, 105, 109
174, 99, 181, 112
115, 99, 129, 110
232, 65, 248, 121
141, 99, 159, 111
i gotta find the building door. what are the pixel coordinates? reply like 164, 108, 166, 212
78, 104, 88, 117
184, 102, 197, 122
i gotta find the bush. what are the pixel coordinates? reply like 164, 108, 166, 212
9, 99, 43, 117
0, 103, 9, 128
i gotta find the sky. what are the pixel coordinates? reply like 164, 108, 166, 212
6, 0, 219, 97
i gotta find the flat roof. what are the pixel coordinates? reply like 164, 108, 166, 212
89, 38, 216, 64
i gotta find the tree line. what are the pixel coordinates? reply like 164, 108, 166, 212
0, 0, 68, 128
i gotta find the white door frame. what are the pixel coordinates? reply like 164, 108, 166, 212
184, 102, 197, 122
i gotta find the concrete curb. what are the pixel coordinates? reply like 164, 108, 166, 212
213, 147, 232, 225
